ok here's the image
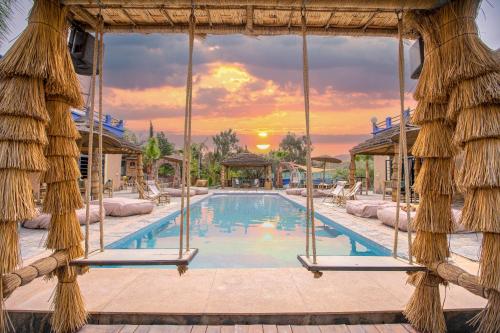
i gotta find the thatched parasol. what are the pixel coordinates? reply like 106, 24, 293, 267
0, 1, 87, 332
312, 155, 341, 182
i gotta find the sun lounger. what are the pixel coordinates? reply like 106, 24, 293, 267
22, 206, 102, 229
91, 197, 154, 217
346, 200, 397, 218
322, 181, 347, 203
146, 180, 171, 205
337, 181, 362, 206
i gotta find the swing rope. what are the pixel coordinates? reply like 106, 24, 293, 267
98, 17, 105, 252
84, 13, 102, 259
301, 3, 317, 265
393, 12, 413, 263
179, 4, 195, 258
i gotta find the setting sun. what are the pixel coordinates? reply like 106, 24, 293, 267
258, 131, 268, 138
256, 144, 270, 150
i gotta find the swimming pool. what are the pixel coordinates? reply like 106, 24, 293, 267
109, 194, 390, 268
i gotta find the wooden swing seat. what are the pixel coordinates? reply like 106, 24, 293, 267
297, 255, 427, 272
70, 248, 198, 267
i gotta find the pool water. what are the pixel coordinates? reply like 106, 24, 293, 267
109, 194, 390, 268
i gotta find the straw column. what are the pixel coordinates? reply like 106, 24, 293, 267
438, 1, 499, 332
403, 8, 454, 333
0, 0, 87, 332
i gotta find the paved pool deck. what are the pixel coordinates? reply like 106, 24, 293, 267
10, 190, 485, 331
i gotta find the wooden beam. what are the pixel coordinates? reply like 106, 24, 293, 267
361, 11, 378, 31
287, 9, 294, 29
246, 5, 253, 32
206, 6, 212, 27
103, 24, 399, 37
160, 8, 175, 26
121, 8, 136, 25
62, 0, 444, 10
324, 10, 336, 30
71, 5, 99, 28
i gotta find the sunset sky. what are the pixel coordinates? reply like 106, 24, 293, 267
2, 1, 499, 155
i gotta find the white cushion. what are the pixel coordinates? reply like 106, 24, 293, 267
91, 198, 154, 217
346, 200, 396, 218
22, 206, 102, 229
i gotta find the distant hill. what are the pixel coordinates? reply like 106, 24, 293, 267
334, 154, 350, 162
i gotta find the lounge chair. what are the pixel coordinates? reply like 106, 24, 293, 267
322, 181, 347, 203
146, 180, 171, 205
233, 178, 240, 188
337, 181, 362, 206
136, 180, 169, 205
252, 178, 260, 189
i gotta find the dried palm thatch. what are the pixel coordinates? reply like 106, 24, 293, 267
0, 222, 20, 274
404, 271, 447, 333
45, 137, 81, 158
414, 158, 453, 195
447, 72, 500, 122
461, 188, 499, 233
0, 0, 83, 108
479, 233, 500, 291
0, 141, 47, 171
0, 170, 37, 223
0, 116, 48, 144
45, 212, 84, 253
43, 156, 81, 184
412, 101, 448, 125
413, 194, 453, 233
412, 231, 450, 265
453, 105, 500, 147
457, 139, 499, 189
46, 100, 81, 139
411, 121, 455, 158
0, 77, 48, 122
43, 180, 83, 217
470, 290, 500, 333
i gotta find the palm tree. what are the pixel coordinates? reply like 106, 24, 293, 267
0, 1, 16, 47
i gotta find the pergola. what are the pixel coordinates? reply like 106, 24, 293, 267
157, 154, 184, 187
220, 152, 272, 189
0, 1, 498, 333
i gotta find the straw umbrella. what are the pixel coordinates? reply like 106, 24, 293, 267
311, 155, 341, 183
0, 1, 87, 332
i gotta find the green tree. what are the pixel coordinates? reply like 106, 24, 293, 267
156, 131, 174, 156
355, 155, 373, 190
123, 129, 139, 145
143, 137, 161, 179
149, 121, 154, 139
212, 129, 241, 161
0, 0, 15, 45
279, 132, 308, 165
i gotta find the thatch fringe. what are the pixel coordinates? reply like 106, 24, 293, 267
411, 121, 455, 158
447, 72, 500, 122
43, 156, 81, 184
479, 233, 500, 291
0, 116, 48, 145
438, 0, 499, 88
43, 181, 83, 215
0, 1, 82, 108
46, 101, 81, 139
46, 212, 83, 253
461, 188, 500, 233
457, 139, 499, 189
404, 271, 446, 333
405, 11, 447, 103
414, 158, 453, 195
412, 231, 450, 265
469, 290, 500, 333
45, 137, 81, 158
413, 194, 454, 234
453, 105, 500, 147
51, 267, 87, 333
0, 77, 48, 122
0, 141, 46, 172
0, 222, 20, 273
0, 170, 36, 222
412, 102, 448, 125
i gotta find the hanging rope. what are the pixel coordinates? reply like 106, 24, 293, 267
84, 17, 101, 259
179, 5, 195, 258
301, 4, 317, 265
98, 17, 105, 252
393, 12, 413, 263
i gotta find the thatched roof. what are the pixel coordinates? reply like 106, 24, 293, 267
350, 124, 419, 156
76, 122, 142, 154
63, 0, 449, 37
221, 152, 271, 167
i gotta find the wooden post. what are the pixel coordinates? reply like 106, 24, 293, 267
365, 156, 370, 195
349, 154, 356, 187
136, 153, 144, 199
276, 163, 283, 188
220, 165, 225, 189
391, 145, 399, 202
91, 150, 100, 200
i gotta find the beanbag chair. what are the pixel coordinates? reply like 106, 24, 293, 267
285, 188, 302, 195
163, 188, 197, 197
300, 189, 326, 198
91, 198, 154, 217
191, 187, 209, 195
377, 206, 416, 232
346, 200, 396, 218
23, 206, 102, 229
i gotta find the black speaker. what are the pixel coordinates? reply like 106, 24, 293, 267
409, 37, 424, 80
68, 27, 100, 76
